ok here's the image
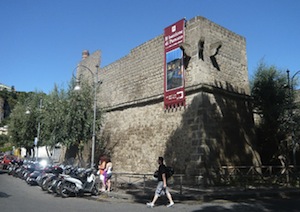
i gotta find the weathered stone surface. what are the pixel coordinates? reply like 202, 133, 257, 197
78, 16, 261, 179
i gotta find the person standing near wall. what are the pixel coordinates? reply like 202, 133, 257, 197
146, 156, 175, 208
98, 156, 107, 192
105, 159, 113, 192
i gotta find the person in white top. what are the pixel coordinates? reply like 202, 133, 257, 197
105, 160, 113, 192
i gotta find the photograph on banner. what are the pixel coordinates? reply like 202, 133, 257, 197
166, 47, 184, 90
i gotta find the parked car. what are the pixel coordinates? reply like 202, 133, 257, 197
0, 155, 18, 170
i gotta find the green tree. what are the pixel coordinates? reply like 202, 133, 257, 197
41, 85, 68, 157
8, 100, 34, 156
7, 80, 102, 164
251, 62, 290, 164
0, 89, 29, 126
63, 80, 102, 164
8, 92, 46, 157
0, 134, 11, 152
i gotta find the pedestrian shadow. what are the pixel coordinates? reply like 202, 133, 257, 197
113, 180, 200, 204
0, 191, 10, 198
115, 183, 150, 203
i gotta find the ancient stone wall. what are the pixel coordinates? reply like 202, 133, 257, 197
78, 16, 260, 178
92, 16, 250, 111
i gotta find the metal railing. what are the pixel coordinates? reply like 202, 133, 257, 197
214, 165, 300, 187
111, 172, 185, 194
109, 166, 300, 194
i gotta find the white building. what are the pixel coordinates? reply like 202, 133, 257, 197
0, 83, 12, 91
0, 125, 8, 135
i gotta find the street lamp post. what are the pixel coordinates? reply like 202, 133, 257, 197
286, 69, 300, 168
35, 99, 42, 162
73, 64, 100, 168
26, 98, 42, 161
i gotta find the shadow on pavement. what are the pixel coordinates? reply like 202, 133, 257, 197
0, 169, 8, 175
0, 191, 11, 198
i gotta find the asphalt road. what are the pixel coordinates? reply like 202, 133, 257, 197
1, 170, 300, 212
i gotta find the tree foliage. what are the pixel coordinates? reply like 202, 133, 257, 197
251, 62, 292, 164
40, 85, 69, 156
8, 92, 46, 156
7, 80, 102, 161
0, 89, 27, 126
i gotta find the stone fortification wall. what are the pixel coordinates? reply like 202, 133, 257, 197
185, 16, 249, 94
78, 16, 260, 180
98, 36, 164, 110
100, 90, 260, 176
93, 16, 249, 111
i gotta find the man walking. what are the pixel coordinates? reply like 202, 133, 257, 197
146, 156, 175, 208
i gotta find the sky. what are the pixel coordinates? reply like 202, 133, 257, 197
1, 0, 300, 93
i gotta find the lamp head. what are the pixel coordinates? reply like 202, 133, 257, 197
74, 84, 81, 91
74, 78, 81, 91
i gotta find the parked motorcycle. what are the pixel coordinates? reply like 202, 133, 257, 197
21, 161, 37, 180
39, 165, 62, 191
26, 170, 42, 185
60, 168, 99, 198
7, 159, 22, 176
36, 165, 54, 187
52, 165, 76, 196
44, 166, 63, 193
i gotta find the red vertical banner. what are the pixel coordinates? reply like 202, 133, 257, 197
164, 19, 186, 109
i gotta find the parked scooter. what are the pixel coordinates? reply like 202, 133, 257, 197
52, 165, 77, 196
26, 161, 47, 185
36, 164, 55, 188
7, 159, 23, 176
44, 166, 64, 193
60, 168, 99, 198
39, 165, 62, 191
21, 161, 37, 180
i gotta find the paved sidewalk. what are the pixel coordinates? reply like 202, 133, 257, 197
94, 184, 300, 204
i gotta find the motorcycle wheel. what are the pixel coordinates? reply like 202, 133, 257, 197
91, 186, 99, 196
46, 179, 55, 193
26, 177, 31, 185
41, 178, 49, 191
60, 182, 71, 198
55, 181, 62, 196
